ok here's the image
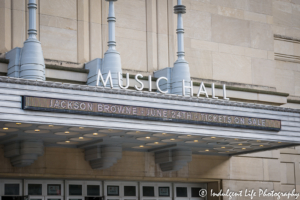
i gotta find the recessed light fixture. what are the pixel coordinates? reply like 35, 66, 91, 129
221, 147, 225, 149
234, 138, 239, 141
238, 143, 243, 146
155, 142, 159, 144
108, 129, 113, 132
140, 145, 144, 148
170, 138, 175, 141
49, 125, 53, 127
66, 141, 70, 143
242, 148, 246, 150
162, 133, 166, 135
3, 127, 8, 130
205, 149, 209, 152
93, 133, 98, 136
146, 137, 150, 139
79, 137, 83, 139
136, 131, 140, 133
65, 131, 69, 134
278, 142, 282, 144
257, 140, 261, 142
194, 140, 198, 142
226, 151, 230, 153
187, 135, 191, 137
16, 123, 22, 125
260, 145, 264, 147
35, 129, 40, 132
211, 137, 216, 139
79, 127, 84, 129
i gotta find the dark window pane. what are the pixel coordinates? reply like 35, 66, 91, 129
107, 186, 119, 196
142, 186, 154, 197
176, 187, 187, 197
124, 186, 136, 196
69, 185, 82, 196
87, 185, 100, 196
47, 184, 61, 195
159, 187, 170, 197
5, 184, 19, 195
28, 184, 42, 195
48, 199, 61, 200
191, 187, 202, 197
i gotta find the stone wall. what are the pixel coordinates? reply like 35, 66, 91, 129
0, 0, 300, 97
0, 146, 299, 197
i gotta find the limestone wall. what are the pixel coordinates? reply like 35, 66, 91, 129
0, 146, 299, 197
0, 0, 299, 97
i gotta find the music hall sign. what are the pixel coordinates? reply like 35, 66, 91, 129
22, 96, 281, 131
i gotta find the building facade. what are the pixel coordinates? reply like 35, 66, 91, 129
0, 0, 300, 200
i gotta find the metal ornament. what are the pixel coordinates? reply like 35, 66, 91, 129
101, 0, 122, 87
171, 0, 191, 95
20, 0, 45, 81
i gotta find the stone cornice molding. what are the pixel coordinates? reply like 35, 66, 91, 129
0, 76, 299, 114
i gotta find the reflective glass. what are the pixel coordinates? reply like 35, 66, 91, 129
158, 187, 170, 197
69, 185, 82, 196
142, 186, 154, 197
176, 187, 187, 197
87, 185, 100, 196
47, 184, 61, 195
5, 184, 20, 195
28, 184, 42, 195
124, 186, 136, 196
191, 187, 202, 197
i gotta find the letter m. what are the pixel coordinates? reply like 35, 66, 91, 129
96, 69, 113, 88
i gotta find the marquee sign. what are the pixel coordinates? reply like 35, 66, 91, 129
22, 96, 281, 131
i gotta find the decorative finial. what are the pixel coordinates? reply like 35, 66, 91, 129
106, 0, 118, 50
19, 0, 45, 81
174, 0, 186, 60
169, 0, 191, 96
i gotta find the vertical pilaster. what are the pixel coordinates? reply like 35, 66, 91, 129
146, 0, 157, 72
77, 0, 90, 63
89, 0, 102, 60
11, 0, 25, 49
157, 0, 169, 70
0, 0, 11, 52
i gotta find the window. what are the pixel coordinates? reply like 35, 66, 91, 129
107, 186, 119, 196
124, 186, 136, 196
158, 187, 170, 197
5, 184, 20, 195
69, 185, 82, 196
47, 184, 61, 195
28, 184, 42, 195
87, 185, 100, 196
176, 187, 187, 197
142, 186, 154, 197
191, 187, 202, 197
